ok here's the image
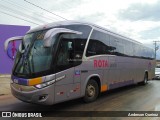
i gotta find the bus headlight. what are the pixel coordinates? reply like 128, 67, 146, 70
34, 79, 55, 89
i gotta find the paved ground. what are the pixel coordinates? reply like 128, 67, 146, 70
0, 79, 160, 120
0, 75, 11, 95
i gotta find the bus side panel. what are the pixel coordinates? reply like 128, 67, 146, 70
108, 56, 135, 89
116, 56, 134, 83
107, 56, 119, 89
150, 60, 155, 79
54, 83, 80, 103
80, 56, 109, 96
147, 59, 156, 80
55, 67, 81, 103
132, 58, 155, 82
133, 58, 144, 83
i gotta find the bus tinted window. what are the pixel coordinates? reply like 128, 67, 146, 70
74, 38, 86, 59
86, 30, 110, 57
85, 28, 154, 59
58, 25, 91, 40
56, 33, 87, 72
109, 36, 117, 54
124, 40, 133, 56
86, 40, 109, 56
131, 42, 154, 59
115, 39, 125, 56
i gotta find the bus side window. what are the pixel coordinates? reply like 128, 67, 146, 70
74, 39, 86, 59
86, 30, 110, 57
86, 40, 110, 57
109, 36, 117, 54
56, 37, 74, 72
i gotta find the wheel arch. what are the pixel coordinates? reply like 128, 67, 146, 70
145, 70, 148, 79
81, 74, 101, 97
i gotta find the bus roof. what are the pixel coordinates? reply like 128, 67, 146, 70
27, 21, 153, 50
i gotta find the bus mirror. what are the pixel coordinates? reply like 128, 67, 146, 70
4, 36, 23, 51
44, 28, 82, 47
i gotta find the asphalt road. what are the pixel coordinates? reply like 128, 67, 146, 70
0, 80, 160, 120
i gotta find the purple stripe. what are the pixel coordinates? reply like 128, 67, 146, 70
109, 80, 134, 89
11, 76, 28, 85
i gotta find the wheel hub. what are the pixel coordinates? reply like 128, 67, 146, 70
87, 84, 95, 97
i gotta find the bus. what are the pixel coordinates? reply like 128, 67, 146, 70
4, 21, 155, 105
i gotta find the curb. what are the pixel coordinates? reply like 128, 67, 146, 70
0, 75, 11, 78
0, 76, 11, 95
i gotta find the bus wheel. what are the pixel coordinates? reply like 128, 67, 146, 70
83, 79, 99, 103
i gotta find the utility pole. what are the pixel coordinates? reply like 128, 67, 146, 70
153, 41, 160, 59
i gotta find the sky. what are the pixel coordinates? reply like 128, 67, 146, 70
0, 0, 160, 59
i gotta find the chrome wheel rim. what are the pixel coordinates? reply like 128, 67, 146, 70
87, 84, 95, 97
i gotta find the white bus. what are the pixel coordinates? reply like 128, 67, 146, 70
4, 21, 155, 105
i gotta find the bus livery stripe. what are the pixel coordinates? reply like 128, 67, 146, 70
28, 77, 43, 86
109, 80, 134, 89
101, 84, 108, 92
11, 76, 28, 85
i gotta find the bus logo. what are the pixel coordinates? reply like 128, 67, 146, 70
75, 70, 80, 75
94, 60, 108, 68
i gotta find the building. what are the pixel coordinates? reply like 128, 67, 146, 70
0, 24, 30, 74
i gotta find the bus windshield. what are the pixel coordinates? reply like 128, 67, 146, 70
13, 25, 92, 78
13, 30, 55, 77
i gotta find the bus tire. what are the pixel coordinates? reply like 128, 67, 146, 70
140, 73, 148, 85
83, 79, 99, 103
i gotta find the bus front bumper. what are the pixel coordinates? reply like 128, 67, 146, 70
11, 83, 55, 105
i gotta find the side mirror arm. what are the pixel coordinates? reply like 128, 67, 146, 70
4, 36, 23, 51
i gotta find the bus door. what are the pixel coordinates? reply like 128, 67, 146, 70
54, 34, 81, 102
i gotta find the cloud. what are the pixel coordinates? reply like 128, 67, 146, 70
139, 26, 160, 39
118, 0, 160, 21
74, 12, 106, 23
1, 0, 160, 59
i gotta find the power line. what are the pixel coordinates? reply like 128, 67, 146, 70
24, 0, 68, 20
1, 0, 60, 21
0, 3, 47, 24
0, 10, 40, 25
